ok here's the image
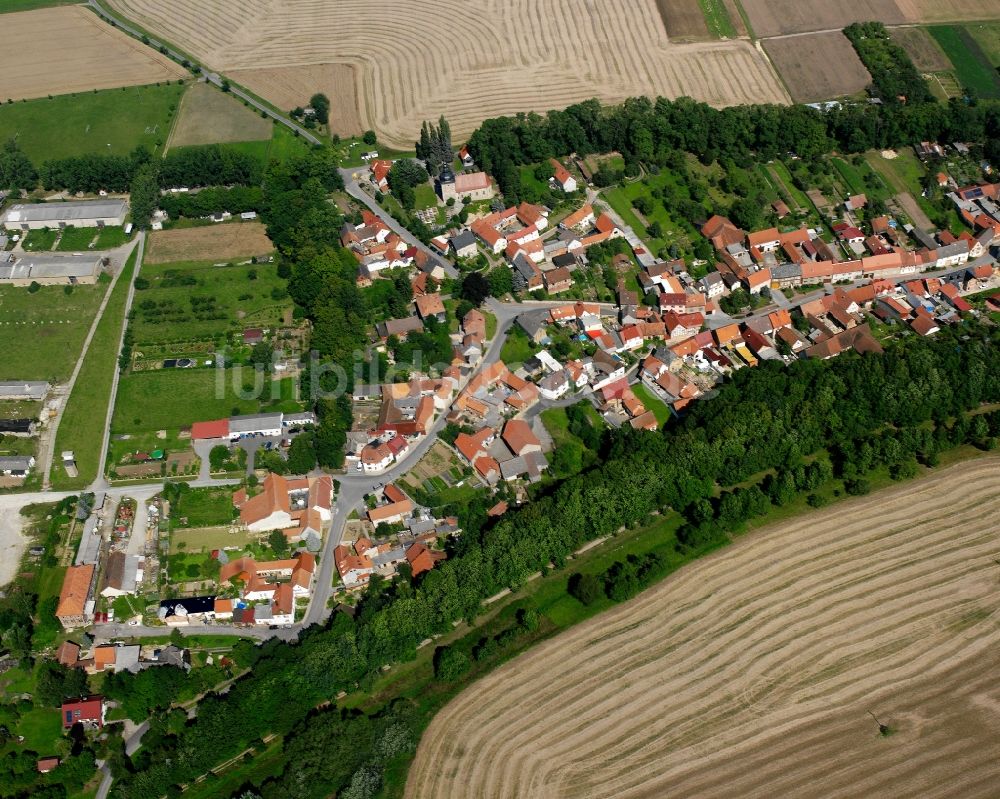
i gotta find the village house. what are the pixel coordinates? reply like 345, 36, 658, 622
61, 697, 105, 729
549, 159, 577, 192
235, 473, 333, 545
56, 564, 94, 630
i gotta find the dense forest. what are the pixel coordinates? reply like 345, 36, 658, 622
106, 318, 1000, 799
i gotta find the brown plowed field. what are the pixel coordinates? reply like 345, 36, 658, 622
407, 456, 1000, 799
229, 64, 363, 138
889, 27, 954, 72
896, 0, 1000, 23
105, 0, 789, 148
0, 7, 185, 101
741, 0, 906, 37
145, 223, 274, 264
765, 32, 872, 102
653, 0, 710, 40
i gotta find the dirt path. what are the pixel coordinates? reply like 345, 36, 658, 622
407, 456, 1000, 799
896, 191, 936, 232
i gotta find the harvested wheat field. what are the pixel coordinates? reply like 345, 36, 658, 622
896, 0, 1000, 23
408, 456, 1000, 799
765, 33, 872, 102
229, 64, 363, 138
741, 0, 906, 37
106, 0, 788, 148
0, 7, 185, 101
167, 82, 272, 148
145, 223, 274, 264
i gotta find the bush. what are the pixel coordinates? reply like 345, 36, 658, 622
567, 572, 602, 605
844, 478, 871, 496
432, 646, 470, 682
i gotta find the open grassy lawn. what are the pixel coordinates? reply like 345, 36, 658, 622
131, 259, 291, 345
168, 82, 272, 149
499, 326, 537, 367
0, 83, 185, 162
94, 226, 130, 249
21, 228, 57, 252
51, 250, 137, 490
112, 367, 281, 433
519, 164, 551, 197
929, 26, 1000, 99
413, 183, 439, 210
630, 382, 672, 425
170, 525, 253, 552
0, 281, 107, 382
967, 22, 1000, 67
169, 486, 236, 528
55, 226, 98, 252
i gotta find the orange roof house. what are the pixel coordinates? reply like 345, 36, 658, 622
56, 564, 94, 628
502, 419, 541, 456
406, 543, 446, 578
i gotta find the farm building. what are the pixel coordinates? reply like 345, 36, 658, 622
0, 253, 104, 286
0, 455, 35, 477
1, 199, 128, 231
0, 381, 49, 400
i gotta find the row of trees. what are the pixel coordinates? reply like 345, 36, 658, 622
466, 94, 1000, 202
843, 22, 935, 105
36, 144, 263, 196
158, 185, 263, 219
111, 321, 1000, 799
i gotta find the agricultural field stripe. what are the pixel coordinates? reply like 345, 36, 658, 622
928, 25, 1000, 99
51, 244, 140, 490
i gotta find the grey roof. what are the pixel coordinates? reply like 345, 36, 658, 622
253, 605, 273, 621
700, 272, 723, 287
512, 253, 538, 280
451, 230, 476, 250
113, 645, 141, 674
516, 309, 549, 337
539, 370, 569, 391
0, 381, 49, 400
770, 262, 802, 280
378, 316, 424, 338
911, 228, 938, 250
0, 456, 33, 473
373, 547, 406, 568
229, 412, 283, 433
936, 241, 970, 259
2, 199, 127, 225
1, 253, 102, 281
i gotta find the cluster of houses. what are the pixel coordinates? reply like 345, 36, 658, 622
452, 417, 550, 484
154, 551, 316, 627
435, 197, 623, 294
349, 374, 456, 473
702, 212, 988, 295
342, 209, 437, 282
950, 181, 1000, 241
55, 639, 188, 675
337, 484, 456, 589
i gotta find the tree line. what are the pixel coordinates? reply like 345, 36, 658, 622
466, 93, 1000, 203
844, 22, 935, 105
109, 319, 1000, 799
